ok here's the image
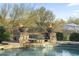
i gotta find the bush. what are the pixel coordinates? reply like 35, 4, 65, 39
63, 34, 69, 41
70, 33, 79, 41
0, 26, 11, 43
0, 26, 5, 34
56, 32, 63, 41
2, 32, 11, 41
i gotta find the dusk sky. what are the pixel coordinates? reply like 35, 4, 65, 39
0, 3, 79, 20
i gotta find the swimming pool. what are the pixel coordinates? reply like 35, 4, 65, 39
0, 44, 79, 56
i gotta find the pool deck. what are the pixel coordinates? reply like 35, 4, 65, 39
0, 42, 23, 50
0, 41, 56, 50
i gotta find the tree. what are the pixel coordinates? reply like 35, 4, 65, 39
68, 17, 79, 25
9, 4, 33, 27
23, 10, 38, 27
28, 7, 55, 30
0, 4, 10, 27
36, 7, 55, 30
35, 7, 55, 32
9, 4, 20, 25
0, 4, 9, 20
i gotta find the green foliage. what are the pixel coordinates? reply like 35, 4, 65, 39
56, 32, 63, 41
35, 7, 55, 31
0, 26, 11, 43
68, 17, 79, 25
23, 7, 55, 32
63, 34, 68, 41
2, 32, 11, 41
0, 26, 5, 34
70, 33, 79, 41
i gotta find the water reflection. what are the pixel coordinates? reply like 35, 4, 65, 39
0, 45, 79, 56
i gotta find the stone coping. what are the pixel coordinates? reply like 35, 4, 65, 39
57, 41, 79, 45
0, 41, 56, 50
1, 41, 75, 50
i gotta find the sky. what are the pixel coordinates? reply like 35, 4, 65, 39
0, 3, 79, 20
33, 3, 79, 20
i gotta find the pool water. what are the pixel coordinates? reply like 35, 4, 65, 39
0, 44, 79, 56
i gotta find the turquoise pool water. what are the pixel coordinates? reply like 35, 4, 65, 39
0, 44, 79, 56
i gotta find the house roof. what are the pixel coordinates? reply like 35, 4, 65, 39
63, 23, 79, 31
